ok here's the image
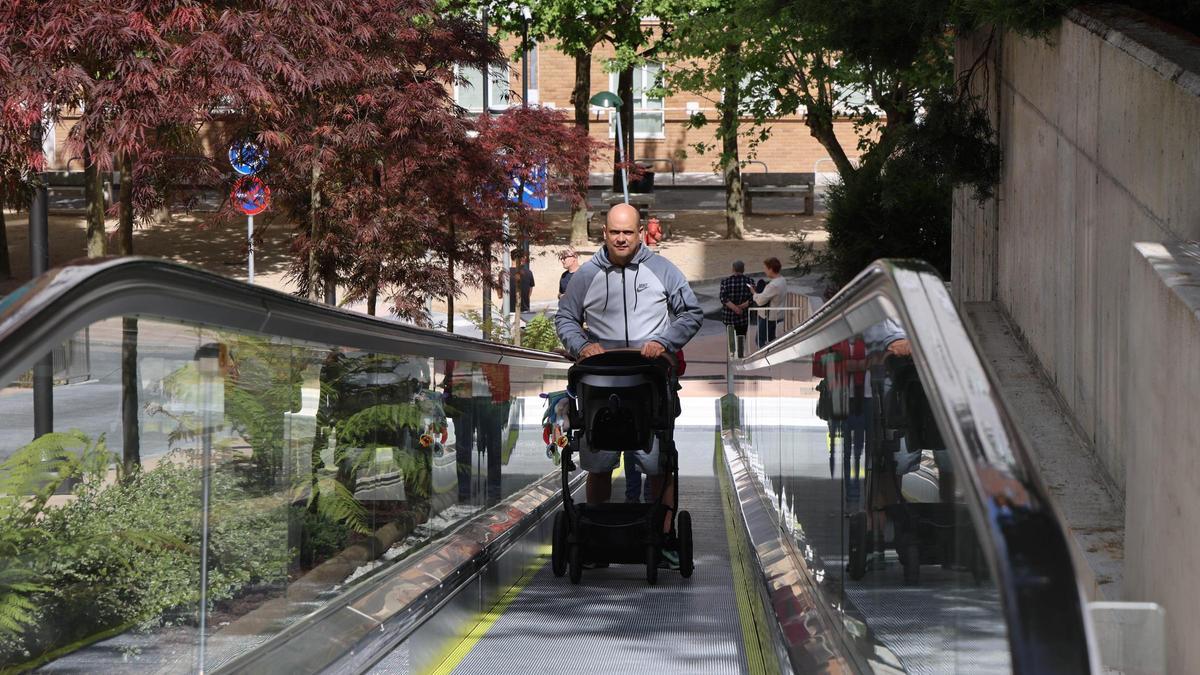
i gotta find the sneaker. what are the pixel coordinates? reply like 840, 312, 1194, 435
582, 561, 610, 569
657, 549, 680, 570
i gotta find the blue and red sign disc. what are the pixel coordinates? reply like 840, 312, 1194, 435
232, 176, 270, 216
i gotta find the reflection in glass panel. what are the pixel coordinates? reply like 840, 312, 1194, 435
0, 316, 557, 671
738, 314, 1011, 672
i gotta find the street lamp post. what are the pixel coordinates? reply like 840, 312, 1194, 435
589, 91, 628, 204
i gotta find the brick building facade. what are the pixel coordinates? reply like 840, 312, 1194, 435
466, 31, 865, 181
43, 24, 866, 183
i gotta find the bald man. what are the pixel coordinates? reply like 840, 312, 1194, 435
554, 203, 702, 559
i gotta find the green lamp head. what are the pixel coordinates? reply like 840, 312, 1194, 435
589, 91, 623, 108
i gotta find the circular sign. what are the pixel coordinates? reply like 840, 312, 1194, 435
228, 139, 268, 176
232, 176, 270, 216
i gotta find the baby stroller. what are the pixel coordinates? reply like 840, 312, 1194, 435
550, 350, 694, 585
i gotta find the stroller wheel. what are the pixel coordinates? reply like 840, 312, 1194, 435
678, 510, 694, 578
645, 545, 659, 585
551, 512, 568, 578
848, 512, 868, 581
569, 543, 583, 584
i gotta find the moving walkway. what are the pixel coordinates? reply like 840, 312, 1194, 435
0, 258, 1096, 673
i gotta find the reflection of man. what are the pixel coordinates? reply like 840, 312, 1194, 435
554, 203, 703, 562
475, 363, 510, 504
442, 360, 509, 505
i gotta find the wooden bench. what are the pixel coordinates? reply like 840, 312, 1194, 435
743, 172, 815, 216
44, 171, 116, 214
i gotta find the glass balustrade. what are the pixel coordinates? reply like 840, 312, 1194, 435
731, 312, 1013, 673
0, 314, 564, 672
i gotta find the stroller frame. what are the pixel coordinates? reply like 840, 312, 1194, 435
550, 350, 694, 585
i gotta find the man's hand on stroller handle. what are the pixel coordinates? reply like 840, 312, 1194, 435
578, 341, 668, 360
640, 340, 666, 359
579, 343, 606, 359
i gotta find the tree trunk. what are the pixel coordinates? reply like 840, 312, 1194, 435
121, 316, 140, 478
446, 220, 455, 333
323, 266, 336, 306
808, 116, 855, 176
307, 162, 322, 301
803, 83, 856, 177
719, 53, 745, 240
118, 154, 133, 255
117, 153, 139, 477
613, 67, 635, 194
0, 199, 11, 280
83, 148, 106, 258
482, 247, 493, 341
366, 286, 378, 316
569, 52, 592, 245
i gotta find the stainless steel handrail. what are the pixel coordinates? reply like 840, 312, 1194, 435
0, 257, 570, 388
731, 259, 1098, 674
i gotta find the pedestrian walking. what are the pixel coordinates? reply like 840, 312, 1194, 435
508, 249, 534, 313
558, 247, 580, 299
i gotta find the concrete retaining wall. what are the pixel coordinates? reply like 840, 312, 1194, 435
1124, 243, 1200, 674
954, 7, 1200, 487
952, 7, 1200, 672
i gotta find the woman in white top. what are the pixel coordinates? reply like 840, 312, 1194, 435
749, 257, 787, 348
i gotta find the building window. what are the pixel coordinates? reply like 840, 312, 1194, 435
456, 65, 510, 113
607, 62, 665, 139
736, 75, 781, 116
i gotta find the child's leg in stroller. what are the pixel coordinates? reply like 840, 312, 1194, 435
623, 451, 643, 503
649, 474, 675, 534
586, 471, 614, 504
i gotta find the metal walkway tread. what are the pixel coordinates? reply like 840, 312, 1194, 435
446, 475, 746, 675
433, 457, 748, 675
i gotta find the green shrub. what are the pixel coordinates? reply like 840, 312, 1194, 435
818, 155, 953, 288
521, 313, 561, 352
0, 436, 291, 668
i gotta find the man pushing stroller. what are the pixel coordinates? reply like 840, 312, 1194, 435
554, 203, 703, 570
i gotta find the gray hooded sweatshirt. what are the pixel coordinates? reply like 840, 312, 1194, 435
554, 243, 703, 358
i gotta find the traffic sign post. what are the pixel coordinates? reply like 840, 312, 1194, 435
229, 139, 270, 284
231, 175, 270, 283
229, 139, 269, 176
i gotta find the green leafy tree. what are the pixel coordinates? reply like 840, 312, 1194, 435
659, 0, 1003, 280
467, 0, 656, 244
656, 0, 762, 239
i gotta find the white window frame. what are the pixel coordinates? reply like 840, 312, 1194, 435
607, 62, 665, 140
455, 64, 511, 114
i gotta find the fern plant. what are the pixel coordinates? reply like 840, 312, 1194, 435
0, 431, 114, 641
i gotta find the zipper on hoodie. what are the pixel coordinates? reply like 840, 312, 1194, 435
621, 267, 630, 346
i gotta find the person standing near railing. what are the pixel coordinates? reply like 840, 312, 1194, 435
720, 260, 754, 357
750, 257, 787, 348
